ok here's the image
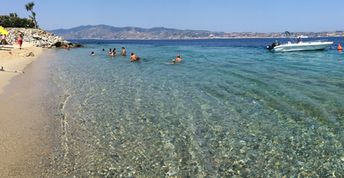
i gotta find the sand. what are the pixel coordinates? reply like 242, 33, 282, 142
0, 43, 43, 95
0, 43, 57, 177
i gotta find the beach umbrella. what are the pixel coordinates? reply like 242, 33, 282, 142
0, 26, 9, 35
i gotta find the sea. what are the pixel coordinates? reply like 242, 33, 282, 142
40, 38, 344, 177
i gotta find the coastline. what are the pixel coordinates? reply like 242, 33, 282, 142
1, 26, 79, 95
0, 27, 79, 176
0, 43, 43, 95
0, 45, 60, 177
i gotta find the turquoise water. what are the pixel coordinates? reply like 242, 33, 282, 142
48, 39, 344, 177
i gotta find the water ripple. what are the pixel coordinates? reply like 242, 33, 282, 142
47, 39, 344, 177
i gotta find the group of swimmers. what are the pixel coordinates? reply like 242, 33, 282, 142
90, 47, 183, 64
90, 47, 140, 62
105, 47, 126, 56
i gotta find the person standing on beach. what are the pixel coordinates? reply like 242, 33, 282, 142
17, 32, 23, 49
121, 47, 126, 56
1, 34, 8, 45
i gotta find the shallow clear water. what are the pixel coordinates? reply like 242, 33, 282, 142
48, 39, 344, 177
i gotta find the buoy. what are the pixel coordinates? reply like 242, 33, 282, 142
338, 43, 343, 51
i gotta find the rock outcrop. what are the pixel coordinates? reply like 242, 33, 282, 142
5, 28, 82, 48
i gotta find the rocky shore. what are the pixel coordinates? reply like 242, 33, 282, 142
0, 27, 82, 95
5, 28, 82, 48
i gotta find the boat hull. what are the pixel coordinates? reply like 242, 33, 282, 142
271, 42, 333, 52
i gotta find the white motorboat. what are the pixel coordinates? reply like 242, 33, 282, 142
267, 41, 334, 52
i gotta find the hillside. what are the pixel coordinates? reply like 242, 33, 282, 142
51, 25, 226, 40
51, 25, 344, 40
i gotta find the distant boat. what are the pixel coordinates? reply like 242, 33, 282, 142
299, 35, 309, 39
267, 31, 333, 52
267, 41, 334, 52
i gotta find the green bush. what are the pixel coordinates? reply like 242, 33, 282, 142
0, 13, 35, 28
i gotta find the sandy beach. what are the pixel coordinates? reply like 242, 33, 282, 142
0, 43, 43, 95
0, 44, 57, 177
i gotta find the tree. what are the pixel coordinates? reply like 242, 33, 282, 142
0, 13, 35, 28
25, 2, 38, 28
9, 13, 18, 18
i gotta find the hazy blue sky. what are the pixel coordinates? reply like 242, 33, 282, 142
1, 0, 344, 32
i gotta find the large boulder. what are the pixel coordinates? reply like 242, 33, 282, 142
5, 28, 82, 48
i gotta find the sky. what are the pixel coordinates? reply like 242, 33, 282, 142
1, 0, 344, 32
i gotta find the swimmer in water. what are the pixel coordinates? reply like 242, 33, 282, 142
121, 47, 126, 56
130, 53, 140, 62
172, 55, 182, 64
112, 48, 117, 56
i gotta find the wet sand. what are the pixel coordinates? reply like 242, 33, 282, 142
0, 51, 61, 177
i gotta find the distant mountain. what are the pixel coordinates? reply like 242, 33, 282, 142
51, 25, 225, 40
51, 25, 344, 40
